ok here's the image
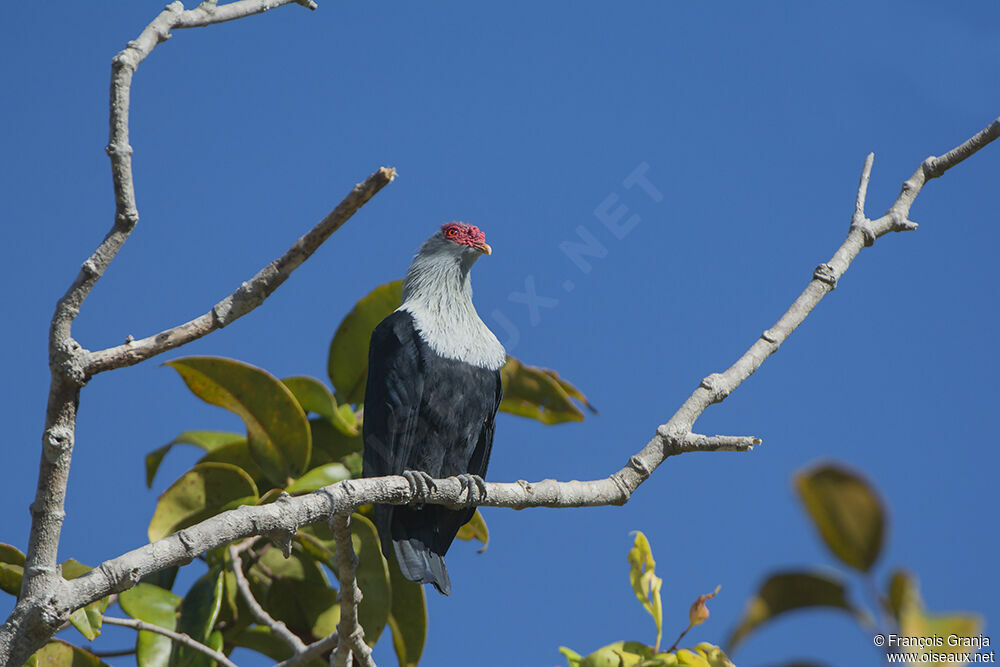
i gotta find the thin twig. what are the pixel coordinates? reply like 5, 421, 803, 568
87, 647, 137, 658
275, 634, 339, 667
102, 616, 237, 667
228, 543, 307, 653
853, 152, 874, 225
85, 165, 395, 375
228, 540, 342, 667
56, 117, 1000, 624
12, 0, 324, 640
667, 624, 692, 654
331, 514, 375, 667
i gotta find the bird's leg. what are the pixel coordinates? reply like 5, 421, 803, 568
401, 470, 437, 505
455, 473, 488, 505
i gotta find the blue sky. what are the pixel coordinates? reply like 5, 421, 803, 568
2, 2, 999, 665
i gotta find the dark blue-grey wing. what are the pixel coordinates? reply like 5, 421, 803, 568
433, 366, 503, 555
468, 368, 502, 480
362, 310, 424, 562
362, 311, 424, 482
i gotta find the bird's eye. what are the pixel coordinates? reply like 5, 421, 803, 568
447, 228, 457, 237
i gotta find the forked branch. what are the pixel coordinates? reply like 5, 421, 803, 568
0, 1, 395, 665
2, 0, 996, 664
59, 117, 1000, 628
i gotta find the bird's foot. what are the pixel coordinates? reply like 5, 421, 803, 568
402, 470, 437, 504
455, 473, 487, 505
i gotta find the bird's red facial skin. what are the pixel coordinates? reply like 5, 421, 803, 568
440, 222, 492, 255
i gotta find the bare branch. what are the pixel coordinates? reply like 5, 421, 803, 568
36, 106, 1000, 619
926, 116, 1000, 176
85, 166, 396, 375
883, 116, 1000, 233
227, 538, 345, 667
228, 543, 307, 654
853, 152, 874, 226
666, 434, 761, 454
0, 2, 388, 665
331, 514, 375, 667
275, 635, 339, 667
71, 119, 1000, 611
102, 616, 237, 667
176, 0, 318, 28
54, 0, 316, 349
3, 2, 996, 659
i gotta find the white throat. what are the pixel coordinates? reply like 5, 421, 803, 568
397, 240, 506, 371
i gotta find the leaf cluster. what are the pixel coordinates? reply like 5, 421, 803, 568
726, 462, 982, 667
5, 281, 594, 666
560, 532, 733, 667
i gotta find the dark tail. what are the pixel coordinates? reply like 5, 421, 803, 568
394, 535, 451, 596
375, 504, 471, 596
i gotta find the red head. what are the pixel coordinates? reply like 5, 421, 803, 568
440, 222, 492, 255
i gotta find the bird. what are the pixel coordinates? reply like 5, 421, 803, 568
362, 222, 505, 595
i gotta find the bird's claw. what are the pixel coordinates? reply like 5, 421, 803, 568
455, 473, 487, 504
402, 470, 437, 503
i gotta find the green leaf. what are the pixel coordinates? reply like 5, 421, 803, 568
119, 583, 182, 667
500, 356, 594, 424
726, 571, 862, 651
257, 545, 324, 581
269, 578, 340, 642
257, 550, 338, 642
172, 568, 224, 667
690, 643, 736, 667
148, 462, 259, 542
139, 566, 179, 592
572, 641, 654, 667
888, 569, 920, 622
342, 452, 363, 478
28, 640, 110, 666
335, 404, 359, 433
146, 431, 246, 489
627, 532, 663, 653
0, 543, 25, 566
60, 561, 109, 642
230, 626, 293, 662
60, 559, 92, 580
283, 376, 337, 420
197, 440, 263, 485
0, 563, 22, 597
297, 515, 391, 646
0, 544, 27, 597
794, 463, 885, 572
454, 509, 489, 553
341, 514, 392, 644
901, 612, 983, 665
282, 376, 358, 436
229, 626, 324, 666
387, 548, 427, 667
328, 280, 404, 404
559, 646, 584, 667
285, 463, 352, 495
68, 606, 101, 641
309, 417, 364, 466
674, 648, 710, 667
165, 357, 312, 485
889, 570, 983, 666
245, 547, 339, 643
326, 280, 594, 427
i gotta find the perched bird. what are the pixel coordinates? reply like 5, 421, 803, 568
362, 222, 505, 595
